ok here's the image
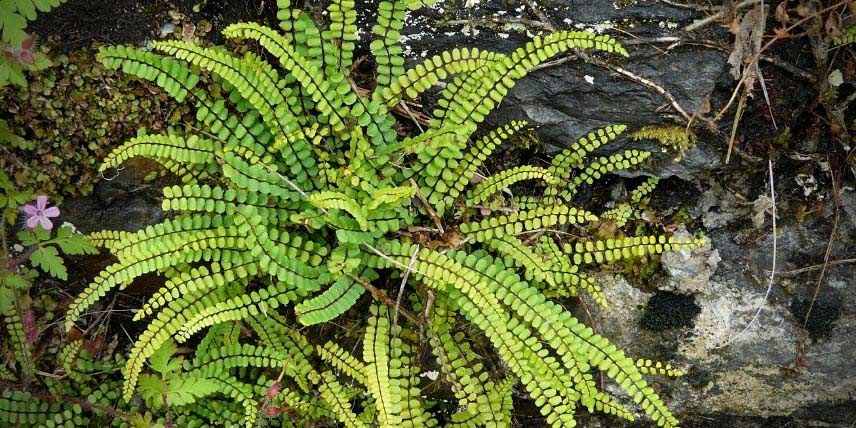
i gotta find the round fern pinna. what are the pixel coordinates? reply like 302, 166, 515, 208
65, 1, 704, 427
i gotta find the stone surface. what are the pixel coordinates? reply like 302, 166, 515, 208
404, 0, 727, 180
60, 158, 170, 234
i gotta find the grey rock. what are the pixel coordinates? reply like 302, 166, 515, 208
660, 226, 721, 295
61, 158, 169, 234
405, 0, 727, 179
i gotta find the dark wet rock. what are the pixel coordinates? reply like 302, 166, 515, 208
642, 291, 701, 331
405, 0, 727, 179
60, 158, 169, 234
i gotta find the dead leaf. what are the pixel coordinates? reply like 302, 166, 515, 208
825, 12, 843, 37
751, 194, 774, 228
795, 4, 811, 17
726, 16, 741, 34
772, 27, 790, 38
198, 20, 213, 34
775, 1, 789, 24
181, 22, 197, 41
727, 5, 766, 90
795, 203, 807, 223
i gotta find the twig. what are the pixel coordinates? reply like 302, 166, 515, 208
611, 65, 694, 123
524, 0, 556, 31
440, 17, 555, 32
533, 54, 697, 125
714, 1, 851, 123
347, 272, 419, 325
400, 101, 425, 133
361, 242, 427, 277
725, 90, 749, 163
410, 179, 445, 234
684, 0, 760, 32
715, 158, 777, 349
770, 257, 856, 276
393, 246, 420, 328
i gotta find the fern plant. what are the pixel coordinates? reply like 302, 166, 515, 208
63, 1, 704, 427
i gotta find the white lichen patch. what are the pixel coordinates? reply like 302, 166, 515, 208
659, 226, 720, 294
700, 365, 856, 416
678, 279, 792, 363
583, 74, 595, 84
419, 370, 439, 381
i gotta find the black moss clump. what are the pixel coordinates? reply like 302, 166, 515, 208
641, 291, 701, 331
790, 299, 840, 340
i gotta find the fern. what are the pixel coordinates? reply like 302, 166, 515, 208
62, 1, 706, 427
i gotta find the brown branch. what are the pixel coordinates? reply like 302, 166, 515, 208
347, 272, 419, 325
771, 258, 856, 276
410, 179, 445, 234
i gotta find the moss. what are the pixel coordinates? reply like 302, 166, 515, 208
642, 291, 700, 331
789, 299, 840, 340
0, 49, 193, 200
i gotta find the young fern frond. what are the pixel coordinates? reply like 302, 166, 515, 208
460, 205, 598, 242
318, 340, 367, 385
565, 235, 705, 265
559, 149, 651, 201
363, 304, 401, 428
377, 47, 501, 107
466, 166, 558, 207
295, 273, 370, 326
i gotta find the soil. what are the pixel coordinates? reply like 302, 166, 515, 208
29, 0, 280, 52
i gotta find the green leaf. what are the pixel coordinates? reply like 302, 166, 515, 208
0, 119, 30, 149
0, 271, 28, 290
30, 245, 67, 280
138, 374, 166, 408
149, 341, 182, 375
53, 227, 97, 255
165, 377, 218, 406
0, 285, 14, 312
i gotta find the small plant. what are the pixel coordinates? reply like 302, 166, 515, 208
58, 1, 703, 427
631, 125, 697, 161
0, 50, 194, 198
0, 0, 66, 88
1, 171, 95, 377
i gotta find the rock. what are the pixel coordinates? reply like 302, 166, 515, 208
404, 0, 727, 179
60, 158, 169, 234
659, 225, 721, 294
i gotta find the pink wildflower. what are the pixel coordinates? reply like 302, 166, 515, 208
22, 195, 60, 230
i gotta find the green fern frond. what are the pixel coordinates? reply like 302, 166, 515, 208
296, 274, 368, 326
560, 149, 651, 200
460, 205, 598, 241
467, 166, 558, 207
565, 235, 706, 265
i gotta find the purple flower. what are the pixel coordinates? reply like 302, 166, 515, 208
22, 195, 60, 230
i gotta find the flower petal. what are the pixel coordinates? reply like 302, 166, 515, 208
36, 195, 48, 211
39, 216, 53, 231
26, 215, 40, 229
42, 206, 59, 218
22, 204, 38, 216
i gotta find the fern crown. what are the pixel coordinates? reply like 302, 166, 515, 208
60, 1, 704, 427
